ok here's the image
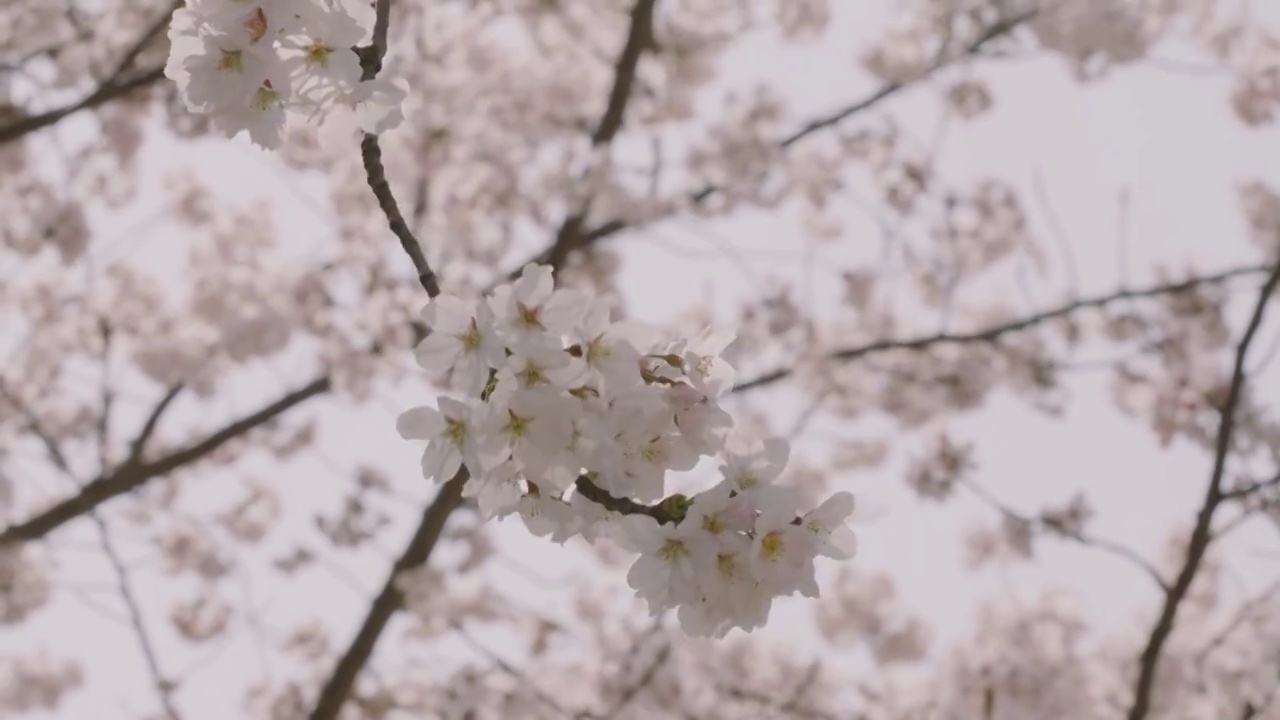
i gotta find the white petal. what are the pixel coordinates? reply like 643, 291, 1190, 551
397, 406, 444, 440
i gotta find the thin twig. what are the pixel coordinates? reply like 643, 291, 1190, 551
732, 264, 1271, 394
122, 384, 186, 468
0, 4, 177, 150
449, 619, 575, 718
90, 511, 181, 719
355, 0, 440, 298
360, 134, 440, 297
1125, 259, 1280, 720
960, 477, 1169, 593
0, 376, 332, 545
107, 0, 182, 82
542, 0, 659, 274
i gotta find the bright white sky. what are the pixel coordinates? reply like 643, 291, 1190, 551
8, 1, 1280, 717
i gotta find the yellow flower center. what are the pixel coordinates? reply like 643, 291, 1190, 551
218, 50, 243, 72
760, 531, 784, 560
305, 41, 332, 66
658, 539, 686, 562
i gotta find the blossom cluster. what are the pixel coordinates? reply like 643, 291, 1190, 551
397, 264, 856, 637
164, 0, 406, 149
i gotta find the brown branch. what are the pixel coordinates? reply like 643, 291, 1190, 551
361, 135, 440, 297
307, 468, 467, 720
515, 9, 1035, 273
0, 65, 165, 144
355, 0, 440, 298
608, 641, 671, 718
542, 0, 659, 273
108, 0, 183, 81
123, 384, 186, 468
732, 263, 1271, 394
0, 380, 77, 476
573, 476, 673, 524
1221, 471, 1280, 501
777, 8, 1035, 151
1125, 259, 1280, 720
90, 511, 181, 719
961, 477, 1168, 592
0, 0, 180, 144
0, 376, 331, 546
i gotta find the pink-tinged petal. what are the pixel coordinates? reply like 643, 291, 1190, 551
396, 406, 444, 440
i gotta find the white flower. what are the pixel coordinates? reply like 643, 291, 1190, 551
678, 328, 737, 397
478, 390, 573, 481
320, 77, 408, 139
800, 491, 857, 560
396, 397, 480, 482
489, 264, 588, 349
665, 383, 732, 457
280, 9, 364, 91
517, 494, 580, 541
684, 482, 752, 537
574, 305, 643, 393
750, 492, 819, 598
414, 296, 505, 396
680, 531, 771, 637
180, 31, 274, 113
495, 344, 585, 393
612, 514, 712, 614
721, 435, 790, 493
463, 461, 524, 520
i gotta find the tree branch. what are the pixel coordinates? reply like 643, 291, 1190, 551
0, 0, 180, 144
961, 477, 1169, 593
307, 468, 467, 720
90, 511, 181, 719
542, 0, 659, 273
356, 0, 440, 298
732, 264, 1271, 394
1125, 259, 1280, 720
122, 384, 186, 468
776, 8, 1035, 151
0, 376, 331, 546
514, 8, 1035, 273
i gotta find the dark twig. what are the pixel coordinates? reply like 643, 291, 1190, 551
0, 376, 331, 545
573, 476, 673, 524
355, 0, 440, 298
122, 384, 186, 468
360, 135, 440, 297
1126, 259, 1280, 720
0, 67, 165, 145
108, 0, 183, 81
512, 9, 1035, 274
776, 9, 1035, 152
543, 0, 659, 274
91, 512, 181, 719
0, 0, 179, 149
732, 264, 1270, 394
961, 477, 1168, 592
307, 469, 467, 720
